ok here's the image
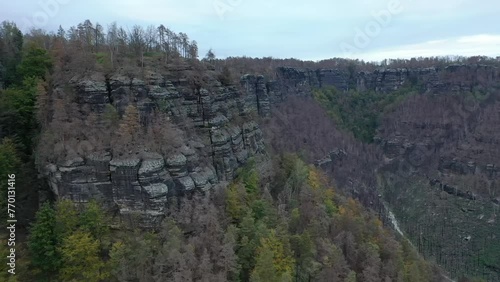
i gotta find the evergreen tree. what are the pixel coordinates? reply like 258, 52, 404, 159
17, 43, 52, 81
0, 21, 23, 88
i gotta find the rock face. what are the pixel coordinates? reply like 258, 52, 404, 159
43, 63, 500, 225
274, 64, 499, 94
45, 69, 269, 224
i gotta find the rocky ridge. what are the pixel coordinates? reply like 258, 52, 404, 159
43, 63, 500, 224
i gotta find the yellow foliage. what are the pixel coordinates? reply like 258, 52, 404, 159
324, 188, 334, 199
226, 183, 244, 222
346, 198, 361, 217
339, 206, 347, 215
257, 230, 295, 276
59, 231, 109, 282
307, 168, 321, 191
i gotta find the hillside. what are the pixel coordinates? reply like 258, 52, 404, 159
0, 20, 498, 281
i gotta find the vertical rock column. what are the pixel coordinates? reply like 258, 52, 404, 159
110, 157, 144, 213
256, 75, 271, 116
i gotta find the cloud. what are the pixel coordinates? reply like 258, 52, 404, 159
2, 0, 500, 61
112, 0, 212, 24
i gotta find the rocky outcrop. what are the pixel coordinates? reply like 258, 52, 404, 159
429, 178, 477, 201
275, 64, 499, 94
210, 121, 264, 180
45, 148, 220, 224
44, 62, 500, 224
314, 148, 348, 169
45, 68, 270, 223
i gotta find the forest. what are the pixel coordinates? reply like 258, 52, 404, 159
0, 19, 498, 282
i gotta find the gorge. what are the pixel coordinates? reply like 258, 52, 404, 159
39, 62, 500, 279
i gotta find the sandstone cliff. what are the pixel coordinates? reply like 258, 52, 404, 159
42, 63, 500, 226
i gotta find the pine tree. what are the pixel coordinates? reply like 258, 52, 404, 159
17, 43, 53, 81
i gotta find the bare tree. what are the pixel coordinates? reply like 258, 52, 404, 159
94, 22, 104, 52
188, 40, 198, 60
106, 22, 119, 69
144, 25, 157, 52
129, 25, 145, 69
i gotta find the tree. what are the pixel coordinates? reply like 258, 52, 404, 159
81, 19, 94, 51
28, 202, 60, 280
54, 200, 79, 239
152, 219, 184, 281
196, 248, 214, 282
116, 104, 140, 150
257, 231, 295, 277
94, 23, 104, 52
237, 211, 270, 281
219, 65, 233, 85
173, 245, 196, 282
358, 243, 381, 282
79, 200, 109, 243
103, 103, 119, 129
117, 26, 128, 55
106, 22, 119, 69
35, 80, 49, 128
129, 25, 145, 68
226, 183, 245, 222
165, 28, 175, 59
157, 24, 168, 62
220, 225, 240, 281
1, 76, 48, 157
144, 24, 157, 52
290, 232, 321, 281
205, 48, 215, 62
0, 21, 23, 88
17, 43, 53, 80
251, 247, 282, 282
179, 32, 189, 57
0, 138, 20, 178
57, 25, 66, 39
58, 230, 108, 282
189, 40, 198, 59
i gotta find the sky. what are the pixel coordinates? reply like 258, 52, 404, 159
1, 0, 499, 62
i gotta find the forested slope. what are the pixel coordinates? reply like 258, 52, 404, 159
1, 19, 498, 281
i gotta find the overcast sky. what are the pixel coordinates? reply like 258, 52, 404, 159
2, 0, 499, 62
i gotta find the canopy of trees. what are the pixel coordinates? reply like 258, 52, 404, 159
15, 156, 446, 281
